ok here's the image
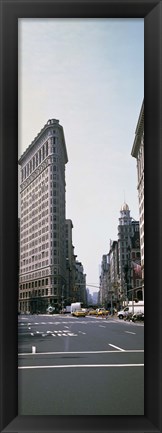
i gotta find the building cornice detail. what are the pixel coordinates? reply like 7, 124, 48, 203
131, 100, 144, 158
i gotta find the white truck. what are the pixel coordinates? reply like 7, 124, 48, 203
71, 302, 82, 314
117, 300, 144, 320
65, 305, 71, 313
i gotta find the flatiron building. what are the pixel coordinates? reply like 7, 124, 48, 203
18, 119, 68, 313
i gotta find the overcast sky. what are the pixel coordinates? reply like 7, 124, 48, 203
18, 18, 144, 294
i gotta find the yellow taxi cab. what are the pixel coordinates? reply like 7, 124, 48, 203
96, 308, 109, 316
72, 309, 86, 317
87, 309, 97, 316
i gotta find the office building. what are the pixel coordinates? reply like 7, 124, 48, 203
99, 254, 110, 306
18, 119, 68, 313
131, 101, 144, 299
118, 203, 140, 301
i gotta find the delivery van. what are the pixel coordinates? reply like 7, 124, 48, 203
117, 300, 144, 320
71, 302, 82, 314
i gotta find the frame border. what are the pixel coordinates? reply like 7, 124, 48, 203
0, 0, 162, 432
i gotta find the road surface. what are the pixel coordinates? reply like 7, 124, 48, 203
18, 314, 144, 415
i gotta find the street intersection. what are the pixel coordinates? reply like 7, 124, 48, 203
18, 314, 144, 415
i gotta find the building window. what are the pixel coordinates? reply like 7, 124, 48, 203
46, 142, 48, 157
39, 149, 41, 164
36, 153, 38, 167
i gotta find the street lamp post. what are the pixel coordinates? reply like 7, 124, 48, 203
126, 287, 140, 315
132, 288, 134, 315
108, 289, 114, 315
111, 293, 113, 315
61, 285, 64, 311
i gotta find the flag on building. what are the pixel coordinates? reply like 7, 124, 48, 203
132, 261, 142, 277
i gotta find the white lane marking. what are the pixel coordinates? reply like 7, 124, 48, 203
109, 344, 125, 352
99, 325, 106, 328
40, 330, 78, 337
67, 333, 77, 337
45, 320, 96, 325
19, 363, 144, 370
125, 331, 136, 335
18, 349, 144, 356
54, 330, 72, 335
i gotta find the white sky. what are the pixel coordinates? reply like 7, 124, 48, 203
18, 18, 144, 294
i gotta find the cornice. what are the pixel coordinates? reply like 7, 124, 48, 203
131, 100, 144, 158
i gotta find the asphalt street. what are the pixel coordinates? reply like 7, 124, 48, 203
18, 314, 144, 415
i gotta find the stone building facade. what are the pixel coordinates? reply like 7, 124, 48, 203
131, 101, 144, 299
18, 119, 68, 313
118, 203, 140, 303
